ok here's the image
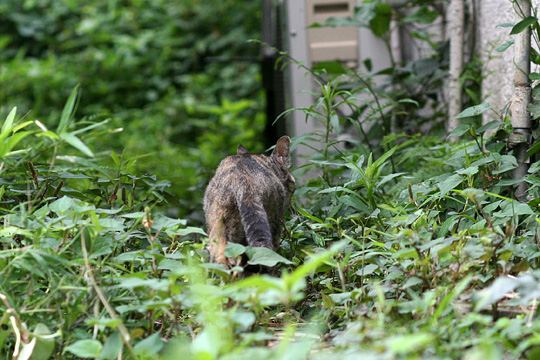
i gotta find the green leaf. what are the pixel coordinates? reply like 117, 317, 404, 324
117, 277, 168, 291
58, 85, 80, 133
464, 342, 503, 360
476, 120, 501, 134
432, 276, 471, 323
370, 3, 392, 37
496, 39, 514, 52
529, 138, 540, 156
355, 263, 378, 276
456, 102, 491, 119
398, 98, 420, 107
492, 155, 518, 174
456, 166, 479, 176
49, 196, 75, 214
402, 5, 438, 24
100, 332, 122, 360
475, 276, 518, 310
28, 323, 57, 360
0, 330, 8, 355
528, 99, 540, 119
286, 241, 346, 288
372, 145, 397, 169
2, 107, 16, 134
231, 311, 256, 331
176, 226, 206, 236
225, 242, 246, 258
529, 161, 540, 173
437, 174, 463, 196
510, 16, 537, 35
377, 172, 405, 186
0, 130, 33, 158
449, 123, 472, 137
133, 333, 164, 356
497, 201, 534, 217
247, 247, 293, 267
312, 61, 348, 75
65, 339, 102, 358
386, 333, 434, 354
437, 216, 459, 237
60, 132, 94, 157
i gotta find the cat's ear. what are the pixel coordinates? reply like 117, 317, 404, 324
237, 145, 249, 155
272, 136, 291, 168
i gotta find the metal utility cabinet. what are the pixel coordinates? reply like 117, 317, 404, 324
282, 0, 391, 160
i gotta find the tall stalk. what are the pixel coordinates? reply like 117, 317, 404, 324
447, 0, 465, 136
510, 0, 532, 201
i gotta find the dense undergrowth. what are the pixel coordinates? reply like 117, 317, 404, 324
3, 0, 540, 359
0, 0, 264, 219
2, 80, 540, 359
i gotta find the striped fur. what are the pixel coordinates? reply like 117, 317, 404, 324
203, 136, 294, 265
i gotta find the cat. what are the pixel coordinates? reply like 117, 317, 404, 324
203, 136, 295, 266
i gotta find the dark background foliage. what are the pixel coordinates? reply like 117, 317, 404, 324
0, 0, 265, 221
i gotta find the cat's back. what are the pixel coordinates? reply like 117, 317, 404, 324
210, 154, 281, 190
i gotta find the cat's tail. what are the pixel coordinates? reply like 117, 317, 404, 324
236, 193, 274, 249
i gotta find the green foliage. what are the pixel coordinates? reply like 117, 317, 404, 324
0, 0, 264, 219
3, 72, 540, 358
3, 1, 540, 359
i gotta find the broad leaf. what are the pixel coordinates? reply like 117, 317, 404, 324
456, 103, 491, 119
65, 339, 102, 358
247, 247, 293, 267
134, 333, 164, 356
437, 174, 463, 196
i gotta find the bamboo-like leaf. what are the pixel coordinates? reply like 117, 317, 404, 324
60, 132, 94, 157
372, 146, 397, 169
71, 118, 110, 135
36, 130, 60, 140
2, 107, 16, 134
57, 85, 80, 134
510, 16, 537, 35
12, 120, 33, 133
431, 276, 471, 323
496, 39, 514, 52
285, 241, 346, 289
0, 131, 32, 158
528, 138, 540, 156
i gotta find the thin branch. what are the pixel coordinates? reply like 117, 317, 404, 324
80, 231, 135, 356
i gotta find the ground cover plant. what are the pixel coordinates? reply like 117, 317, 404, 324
2, 77, 540, 359
3, 0, 540, 359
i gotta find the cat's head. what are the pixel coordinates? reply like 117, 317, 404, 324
237, 136, 295, 195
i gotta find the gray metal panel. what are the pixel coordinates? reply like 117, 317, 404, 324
284, 0, 316, 162
284, 0, 391, 163
358, 27, 391, 72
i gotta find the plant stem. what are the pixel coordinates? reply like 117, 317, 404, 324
80, 230, 136, 357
